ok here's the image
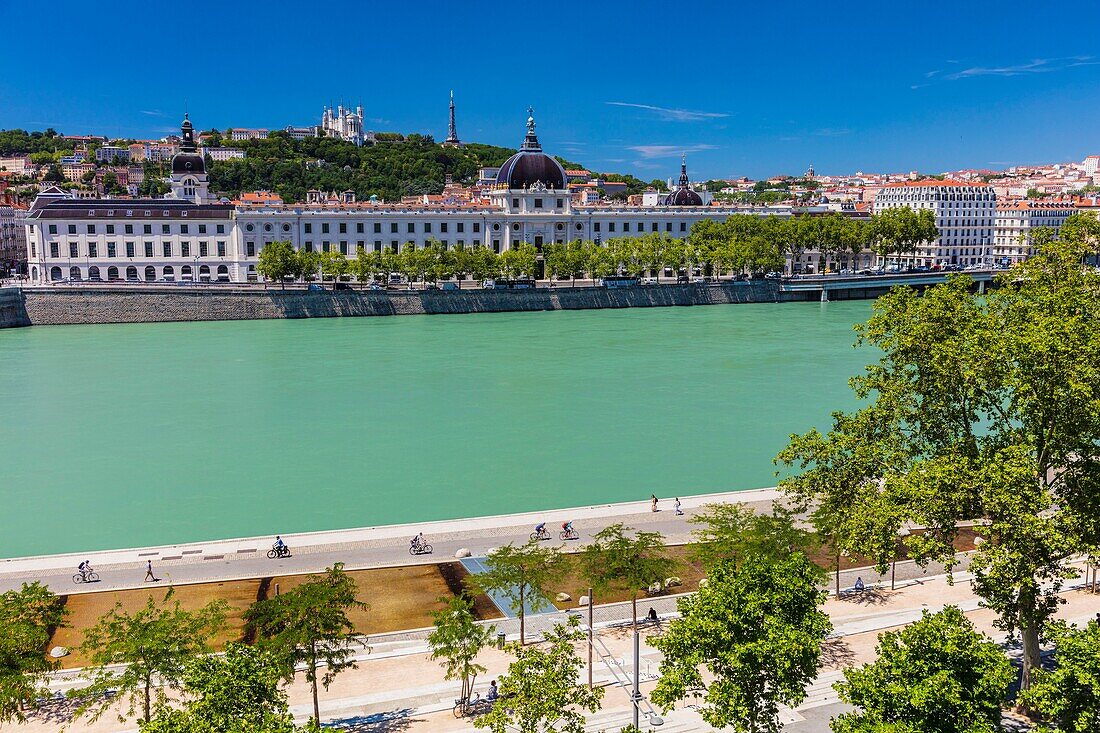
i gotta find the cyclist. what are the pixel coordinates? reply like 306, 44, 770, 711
535, 521, 547, 536
77, 560, 92, 580
273, 535, 286, 551
561, 521, 574, 536
410, 532, 425, 550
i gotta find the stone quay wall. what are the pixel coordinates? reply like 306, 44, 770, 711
8, 282, 783, 328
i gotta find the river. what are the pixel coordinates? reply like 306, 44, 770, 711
0, 302, 875, 558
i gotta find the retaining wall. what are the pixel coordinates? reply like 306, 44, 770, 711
8, 282, 783, 328
0, 288, 31, 328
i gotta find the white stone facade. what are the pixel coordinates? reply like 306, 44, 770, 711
992, 201, 1076, 264
874, 180, 996, 266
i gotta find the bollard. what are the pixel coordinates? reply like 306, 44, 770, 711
497, 631, 505, 649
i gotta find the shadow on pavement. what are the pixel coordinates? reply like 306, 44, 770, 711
819, 637, 857, 668
324, 708, 419, 732
839, 587, 891, 606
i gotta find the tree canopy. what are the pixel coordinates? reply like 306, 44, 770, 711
0, 582, 67, 723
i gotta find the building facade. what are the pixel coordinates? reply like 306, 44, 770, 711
992, 201, 1076, 264
1, 204, 28, 275
321, 104, 365, 146
874, 180, 996, 266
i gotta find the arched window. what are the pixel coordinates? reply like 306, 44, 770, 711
181, 265, 193, 281
126, 266, 138, 281
107, 266, 119, 281
88, 266, 101, 281
163, 265, 175, 281
50, 266, 62, 281
69, 266, 82, 281
31, 266, 38, 282
216, 265, 229, 282
198, 265, 211, 282
144, 266, 156, 282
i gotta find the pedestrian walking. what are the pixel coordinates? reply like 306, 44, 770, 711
144, 559, 159, 583
674, 497, 683, 516
651, 494, 658, 513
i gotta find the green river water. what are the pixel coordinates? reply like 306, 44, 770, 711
0, 302, 875, 558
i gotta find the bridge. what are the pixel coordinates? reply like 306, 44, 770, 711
779, 269, 996, 302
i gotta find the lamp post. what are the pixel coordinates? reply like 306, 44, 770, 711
892, 526, 911, 591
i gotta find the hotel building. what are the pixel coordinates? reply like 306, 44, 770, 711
874, 180, 997, 267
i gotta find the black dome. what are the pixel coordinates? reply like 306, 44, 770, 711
495, 108, 567, 190
664, 187, 703, 206
172, 153, 205, 175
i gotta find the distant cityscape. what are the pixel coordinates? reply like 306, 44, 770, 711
1, 97, 1098, 283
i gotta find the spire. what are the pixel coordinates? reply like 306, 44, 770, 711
678, 154, 689, 188
521, 106, 541, 151
445, 90, 460, 146
180, 112, 196, 152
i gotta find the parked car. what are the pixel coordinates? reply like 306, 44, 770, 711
442, 282, 459, 291
640, 276, 658, 285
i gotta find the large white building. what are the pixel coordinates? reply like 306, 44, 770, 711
992, 200, 1076, 264
321, 104, 365, 146
874, 180, 996, 267
25, 111, 785, 284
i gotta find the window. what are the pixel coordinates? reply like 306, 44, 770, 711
492, 240, 500, 253
246, 223, 254, 232
124, 241, 135, 257
69, 242, 78, 258
217, 241, 226, 257
440, 222, 448, 233
181, 242, 189, 257
163, 243, 171, 257
339, 241, 348, 255
89, 243, 97, 257
199, 224, 207, 234
407, 223, 415, 234
609, 223, 616, 232
512, 198, 519, 208
305, 242, 314, 252
391, 222, 398, 233
652, 222, 658, 232
49, 224, 57, 234
161, 224, 170, 234
374, 241, 382, 252
143, 224, 152, 234
126, 224, 134, 234
144, 241, 154, 257
106, 224, 115, 234
322, 223, 330, 234
557, 199, 563, 208
534, 198, 542, 209
637, 223, 644, 232
356, 222, 364, 234
68, 224, 76, 234
457, 222, 464, 233
200, 242, 209, 257
217, 224, 225, 234
305, 223, 313, 233
246, 242, 254, 257
50, 243, 59, 258
391, 240, 398, 248
594, 223, 602, 232
107, 242, 116, 257
87, 224, 95, 234
180, 224, 189, 234
264, 223, 272, 232
339, 222, 347, 234
424, 223, 432, 233
373, 222, 381, 233
473, 223, 480, 233
322, 241, 330, 253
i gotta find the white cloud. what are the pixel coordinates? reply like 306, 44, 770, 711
606, 102, 728, 122
627, 144, 717, 159
944, 56, 1098, 80
140, 110, 165, 117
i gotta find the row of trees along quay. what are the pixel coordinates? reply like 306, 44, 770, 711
4, 223, 1100, 731
254, 208, 943, 288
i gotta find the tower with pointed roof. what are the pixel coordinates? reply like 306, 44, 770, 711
169, 113, 209, 203
443, 91, 462, 147
663, 154, 703, 206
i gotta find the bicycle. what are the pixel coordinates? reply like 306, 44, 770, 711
560, 527, 579, 541
267, 545, 291, 559
410, 541, 433, 556
73, 571, 100, 584
531, 527, 551, 541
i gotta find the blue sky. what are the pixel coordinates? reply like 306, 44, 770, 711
3, 0, 1099, 180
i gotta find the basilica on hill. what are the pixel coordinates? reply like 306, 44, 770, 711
23, 108, 749, 284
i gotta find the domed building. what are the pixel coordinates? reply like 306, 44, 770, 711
169, 113, 209, 203
663, 155, 703, 206
495, 109, 567, 190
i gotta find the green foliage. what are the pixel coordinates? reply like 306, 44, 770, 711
579, 523, 676, 624
0, 582, 67, 723
256, 240, 296, 288
245, 563, 367, 727
74, 591, 228, 724
473, 616, 603, 733
0, 128, 74, 156
466, 539, 565, 645
776, 234, 1100, 696
688, 502, 820, 572
140, 643, 301, 733
832, 606, 1013, 733
1020, 618, 1100, 732
318, 249, 349, 288
650, 554, 831, 732
867, 207, 938, 258
428, 595, 496, 703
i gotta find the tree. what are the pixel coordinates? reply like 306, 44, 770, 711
0, 582, 67, 723
500, 243, 536, 280
467, 539, 564, 645
140, 643, 300, 733
650, 554, 831, 733
1020, 619, 1100, 733
256, 240, 296, 289
473, 616, 603, 733
580, 523, 675, 626
318, 249, 349, 289
832, 606, 1013, 733
428, 595, 496, 705
688, 502, 818, 572
74, 592, 228, 724
245, 563, 368, 728
294, 249, 320, 283
776, 237, 1100, 698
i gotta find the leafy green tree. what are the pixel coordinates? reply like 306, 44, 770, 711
832, 606, 1013, 733
245, 563, 367, 728
256, 240, 296, 289
500, 243, 537, 280
776, 237, 1100, 696
0, 582, 67, 723
650, 554, 831, 733
74, 592, 228, 724
580, 523, 675, 626
473, 616, 603, 733
688, 502, 818, 572
467, 539, 565, 645
318, 249, 349, 289
140, 643, 300, 733
294, 249, 321, 283
428, 595, 496, 704
1020, 619, 1100, 733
